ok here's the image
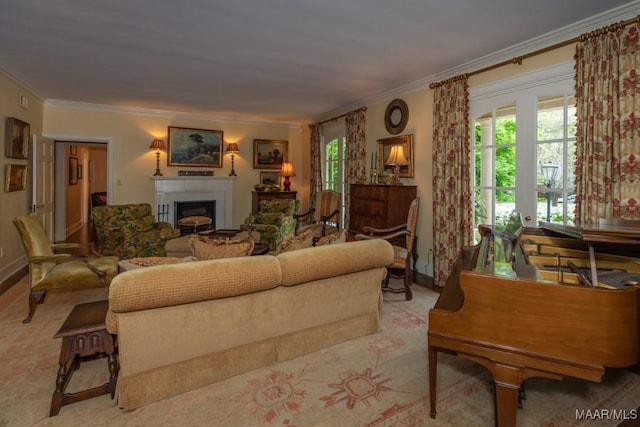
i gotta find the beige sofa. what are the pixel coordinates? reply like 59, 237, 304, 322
106, 239, 394, 410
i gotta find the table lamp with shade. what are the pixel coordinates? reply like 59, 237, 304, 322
280, 162, 296, 191
226, 142, 240, 176
149, 138, 166, 176
385, 144, 409, 185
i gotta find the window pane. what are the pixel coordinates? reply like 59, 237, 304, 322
495, 146, 516, 188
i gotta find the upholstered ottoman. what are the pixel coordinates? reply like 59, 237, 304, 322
165, 231, 260, 257
118, 256, 197, 272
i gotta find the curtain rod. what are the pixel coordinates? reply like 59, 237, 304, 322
430, 15, 639, 89
315, 106, 367, 126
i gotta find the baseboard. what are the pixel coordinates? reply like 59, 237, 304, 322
413, 270, 439, 292
0, 265, 28, 297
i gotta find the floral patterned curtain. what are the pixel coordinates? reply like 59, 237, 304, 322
309, 123, 323, 212
344, 107, 367, 230
432, 76, 473, 287
574, 21, 640, 222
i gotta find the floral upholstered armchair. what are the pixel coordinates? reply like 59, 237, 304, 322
240, 199, 300, 252
93, 203, 180, 259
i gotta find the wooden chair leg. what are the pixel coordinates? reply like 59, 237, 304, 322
23, 290, 47, 324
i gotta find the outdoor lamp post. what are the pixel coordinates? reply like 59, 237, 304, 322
541, 162, 559, 222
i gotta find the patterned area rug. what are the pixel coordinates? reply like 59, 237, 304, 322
1, 276, 639, 426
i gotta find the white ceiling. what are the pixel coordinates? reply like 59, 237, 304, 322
0, 1, 637, 125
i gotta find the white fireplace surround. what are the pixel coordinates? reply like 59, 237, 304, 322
152, 177, 236, 229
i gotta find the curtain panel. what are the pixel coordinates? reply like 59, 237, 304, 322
575, 21, 640, 222
309, 124, 323, 212
344, 108, 367, 230
432, 77, 473, 287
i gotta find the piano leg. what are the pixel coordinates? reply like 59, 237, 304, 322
428, 345, 438, 419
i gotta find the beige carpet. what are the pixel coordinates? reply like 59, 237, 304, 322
1, 276, 639, 427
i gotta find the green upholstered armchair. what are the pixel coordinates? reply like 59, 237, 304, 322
13, 213, 119, 323
93, 203, 180, 259
240, 199, 300, 252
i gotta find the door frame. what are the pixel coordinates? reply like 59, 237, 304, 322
45, 134, 113, 242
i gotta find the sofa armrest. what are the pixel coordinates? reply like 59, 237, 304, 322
277, 239, 394, 287
109, 255, 282, 313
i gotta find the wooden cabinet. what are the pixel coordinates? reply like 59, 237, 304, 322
349, 184, 417, 233
252, 191, 297, 214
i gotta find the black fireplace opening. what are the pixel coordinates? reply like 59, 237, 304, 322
175, 200, 216, 235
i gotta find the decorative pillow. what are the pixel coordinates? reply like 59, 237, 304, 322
118, 256, 197, 271
277, 229, 314, 254
189, 235, 255, 260
316, 229, 347, 246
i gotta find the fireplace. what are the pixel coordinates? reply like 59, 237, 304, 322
152, 176, 236, 229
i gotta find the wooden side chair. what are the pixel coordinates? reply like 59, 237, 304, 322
13, 213, 119, 323
355, 197, 419, 300
295, 190, 341, 241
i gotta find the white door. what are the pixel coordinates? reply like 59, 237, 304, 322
31, 134, 55, 241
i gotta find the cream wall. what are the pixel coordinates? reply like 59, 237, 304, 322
0, 72, 43, 284
43, 107, 304, 229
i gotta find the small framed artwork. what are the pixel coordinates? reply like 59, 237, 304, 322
69, 157, 78, 185
5, 164, 27, 192
167, 126, 224, 168
260, 171, 281, 189
5, 117, 30, 159
253, 139, 288, 169
377, 134, 415, 178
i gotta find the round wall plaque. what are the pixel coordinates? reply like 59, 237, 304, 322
384, 98, 409, 135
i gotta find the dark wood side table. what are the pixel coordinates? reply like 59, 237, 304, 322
251, 191, 297, 214
50, 300, 118, 416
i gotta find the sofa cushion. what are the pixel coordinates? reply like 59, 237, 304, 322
189, 235, 254, 260
276, 229, 314, 254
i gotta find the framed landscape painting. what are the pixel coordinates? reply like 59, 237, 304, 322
5, 164, 27, 192
167, 126, 224, 168
5, 117, 30, 159
253, 139, 288, 169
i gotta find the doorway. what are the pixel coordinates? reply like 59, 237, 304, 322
52, 140, 110, 242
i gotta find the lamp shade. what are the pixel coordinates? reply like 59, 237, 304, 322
149, 138, 166, 151
226, 142, 239, 154
385, 145, 409, 166
280, 162, 296, 177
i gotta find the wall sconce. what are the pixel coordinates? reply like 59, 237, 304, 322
385, 144, 409, 185
280, 162, 296, 191
226, 142, 240, 176
149, 138, 166, 176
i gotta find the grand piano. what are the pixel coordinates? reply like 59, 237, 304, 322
428, 216, 640, 426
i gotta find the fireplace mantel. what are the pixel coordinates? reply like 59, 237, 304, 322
151, 176, 236, 229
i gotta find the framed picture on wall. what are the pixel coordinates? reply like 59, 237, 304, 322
4, 164, 27, 192
69, 157, 78, 185
253, 139, 288, 169
5, 117, 30, 159
260, 171, 281, 189
377, 134, 414, 178
167, 126, 224, 168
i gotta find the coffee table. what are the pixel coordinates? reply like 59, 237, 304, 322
50, 300, 117, 416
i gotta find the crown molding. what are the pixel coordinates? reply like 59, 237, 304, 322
316, 0, 640, 123
43, 99, 304, 129
0, 67, 45, 104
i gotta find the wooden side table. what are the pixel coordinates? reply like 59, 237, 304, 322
50, 300, 118, 416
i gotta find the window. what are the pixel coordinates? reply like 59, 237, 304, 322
321, 123, 346, 224
470, 62, 575, 239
